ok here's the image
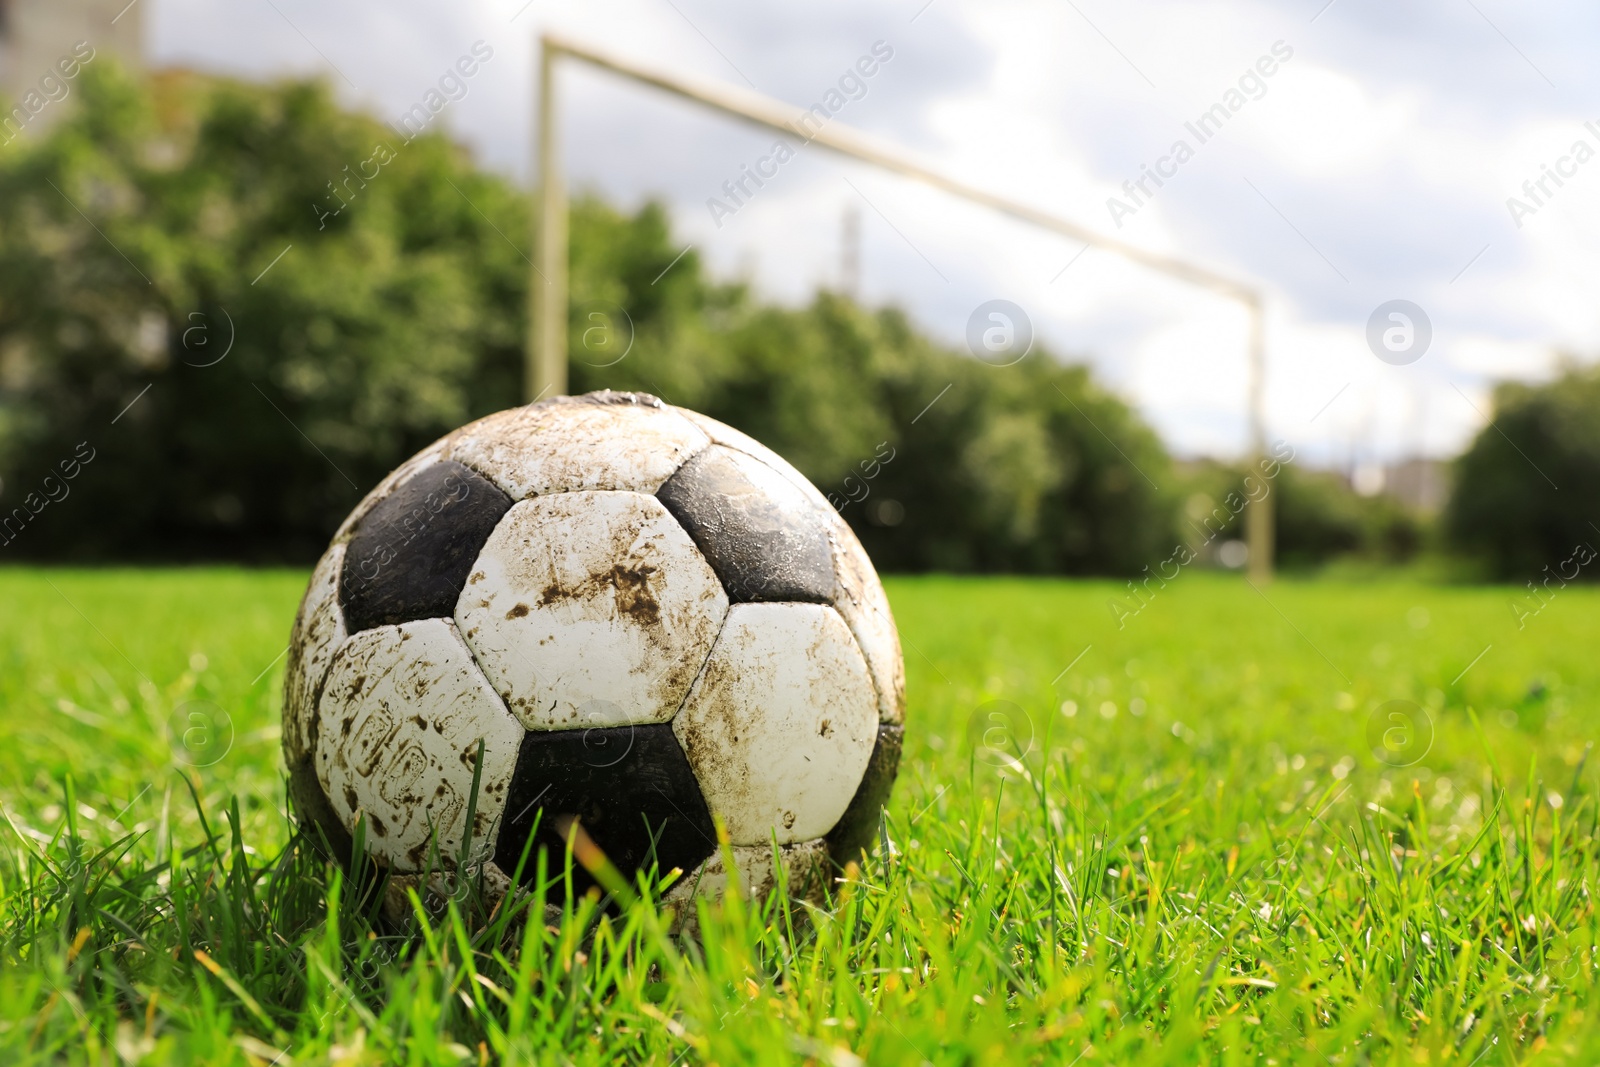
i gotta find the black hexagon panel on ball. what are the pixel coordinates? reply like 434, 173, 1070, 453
282, 391, 905, 907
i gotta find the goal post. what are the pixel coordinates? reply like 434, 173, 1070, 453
528, 33, 1274, 580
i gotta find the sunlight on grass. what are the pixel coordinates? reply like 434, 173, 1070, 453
2, 568, 1599, 1064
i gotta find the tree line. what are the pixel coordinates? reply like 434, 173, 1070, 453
0, 64, 1564, 577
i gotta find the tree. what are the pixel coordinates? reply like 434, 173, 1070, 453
573, 287, 1177, 575
0, 63, 1180, 575
1175, 459, 1425, 572
0, 64, 528, 559
1447, 364, 1600, 579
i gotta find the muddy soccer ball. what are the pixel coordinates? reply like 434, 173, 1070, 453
282, 391, 904, 904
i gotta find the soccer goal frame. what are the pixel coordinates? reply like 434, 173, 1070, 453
528, 33, 1274, 579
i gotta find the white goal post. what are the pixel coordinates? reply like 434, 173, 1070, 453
528, 33, 1274, 580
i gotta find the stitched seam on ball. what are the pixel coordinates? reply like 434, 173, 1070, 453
664, 598, 733, 758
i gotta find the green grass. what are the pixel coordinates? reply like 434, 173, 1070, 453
3, 566, 1600, 1064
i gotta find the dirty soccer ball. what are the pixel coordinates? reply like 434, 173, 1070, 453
282, 391, 904, 906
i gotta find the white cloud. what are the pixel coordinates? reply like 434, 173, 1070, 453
1244, 63, 1421, 179
141, 0, 1600, 464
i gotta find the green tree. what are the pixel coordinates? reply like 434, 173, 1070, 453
0, 65, 527, 559
1175, 458, 1425, 572
574, 286, 1177, 575
0, 64, 1180, 575
1447, 364, 1600, 579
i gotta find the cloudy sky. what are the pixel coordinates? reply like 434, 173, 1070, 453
142, 0, 1600, 466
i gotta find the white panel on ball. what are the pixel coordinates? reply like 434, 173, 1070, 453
825, 515, 906, 724
457, 491, 728, 730
665, 839, 829, 904
315, 619, 523, 871
282, 542, 347, 766
447, 400, 709, 500
674, 603, 877, 845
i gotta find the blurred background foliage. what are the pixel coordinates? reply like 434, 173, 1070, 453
0, 66, 1535, 576
0, 65, 525, 561
1445, 362, 1600, 580
1177, 460, 1428, 572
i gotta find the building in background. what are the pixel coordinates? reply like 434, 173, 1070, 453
1347, 457, 1450, 514
0, 0, 143, 129
1383, 458, 1449, 515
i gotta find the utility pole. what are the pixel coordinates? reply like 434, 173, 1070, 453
841, 203, 861, 300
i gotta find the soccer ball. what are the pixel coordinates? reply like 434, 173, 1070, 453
282, 391, 904, 906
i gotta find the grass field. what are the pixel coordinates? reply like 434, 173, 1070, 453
4, 567, 1600, 1064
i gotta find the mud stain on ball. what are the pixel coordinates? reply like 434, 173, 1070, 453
607, 563, 662, 626
315, 619, 522, 871
674, 603, 876, 844
457, 492, 726, 730
535, 561, 662, 628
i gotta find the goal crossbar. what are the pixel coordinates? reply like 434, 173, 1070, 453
529, 32, 1274, 578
